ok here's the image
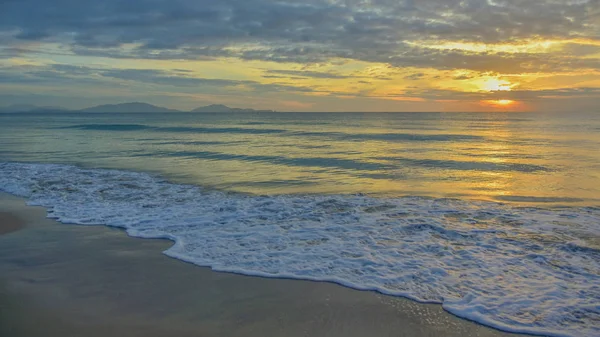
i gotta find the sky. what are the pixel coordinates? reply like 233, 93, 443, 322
0, 0, 599, 112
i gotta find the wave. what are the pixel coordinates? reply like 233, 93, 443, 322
290, 131, 484, 142
62, 123, 485, 143
138, 150, 391, 171
0, 162, 598, 337
63, 124, 287, 135
495, 196, 585, 203
157, 126, 286, 134
147, 140, 244, 146
380, 157, 552, 173
64, 124, 153, 131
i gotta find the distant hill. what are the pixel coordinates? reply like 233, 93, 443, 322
191, 104, 275, 113
81, 102, 181, 113
0, 104, 68, 113
1, 102, 274, 113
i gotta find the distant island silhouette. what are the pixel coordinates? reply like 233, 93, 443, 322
0, 102, 276, 113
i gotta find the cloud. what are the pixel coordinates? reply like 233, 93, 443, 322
100, 68, 245, 87
0, 64, 318, 95
3, 61, 599, 104
0, 0, 598, 111
396, 86, 600, 102
404, 73, 426, 80
0, 0, 597, 73
559, 43, 600, 56
264, 69, 354, 79
98, 68, 318, 93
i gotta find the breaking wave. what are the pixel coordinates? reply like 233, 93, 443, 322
1, 162, 598, 337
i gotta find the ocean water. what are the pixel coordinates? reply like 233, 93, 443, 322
0, 111, 599, 336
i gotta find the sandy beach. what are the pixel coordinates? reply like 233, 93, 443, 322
0, 192, 527, 337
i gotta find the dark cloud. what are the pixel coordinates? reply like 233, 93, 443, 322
559, 43, 600, 56
0, 0, 598, 72
0, 65, 123, 88
405, 73, 426, 80
505, 87, 600, 100
101, 68, 245, 87
51, 64, 100, 76
265, 69, 354, 79
2, 61, 599, 105
0, 64, 318, 94
395, 87, 600, 102
99, 68, 318, 93
262, 75, 306, 80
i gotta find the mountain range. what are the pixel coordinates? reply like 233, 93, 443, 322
0, 102, 275, 113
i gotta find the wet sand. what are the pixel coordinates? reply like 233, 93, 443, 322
0, 211, 24, 235
0, 193, 528, 337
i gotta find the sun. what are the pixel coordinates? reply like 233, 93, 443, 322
481, 99, 518, 109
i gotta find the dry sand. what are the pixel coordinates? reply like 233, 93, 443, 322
0, 193, 528, 337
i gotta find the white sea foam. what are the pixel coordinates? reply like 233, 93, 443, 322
1, 162, 598, 337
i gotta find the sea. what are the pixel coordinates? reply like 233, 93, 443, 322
0, 111, 599, 336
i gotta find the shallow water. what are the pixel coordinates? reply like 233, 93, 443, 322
1, 111, 599, 336
1, 111, 599, 205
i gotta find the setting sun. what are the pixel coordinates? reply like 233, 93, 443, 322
481, 99, 519, 109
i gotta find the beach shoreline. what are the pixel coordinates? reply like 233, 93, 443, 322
0, 192, 528, 337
